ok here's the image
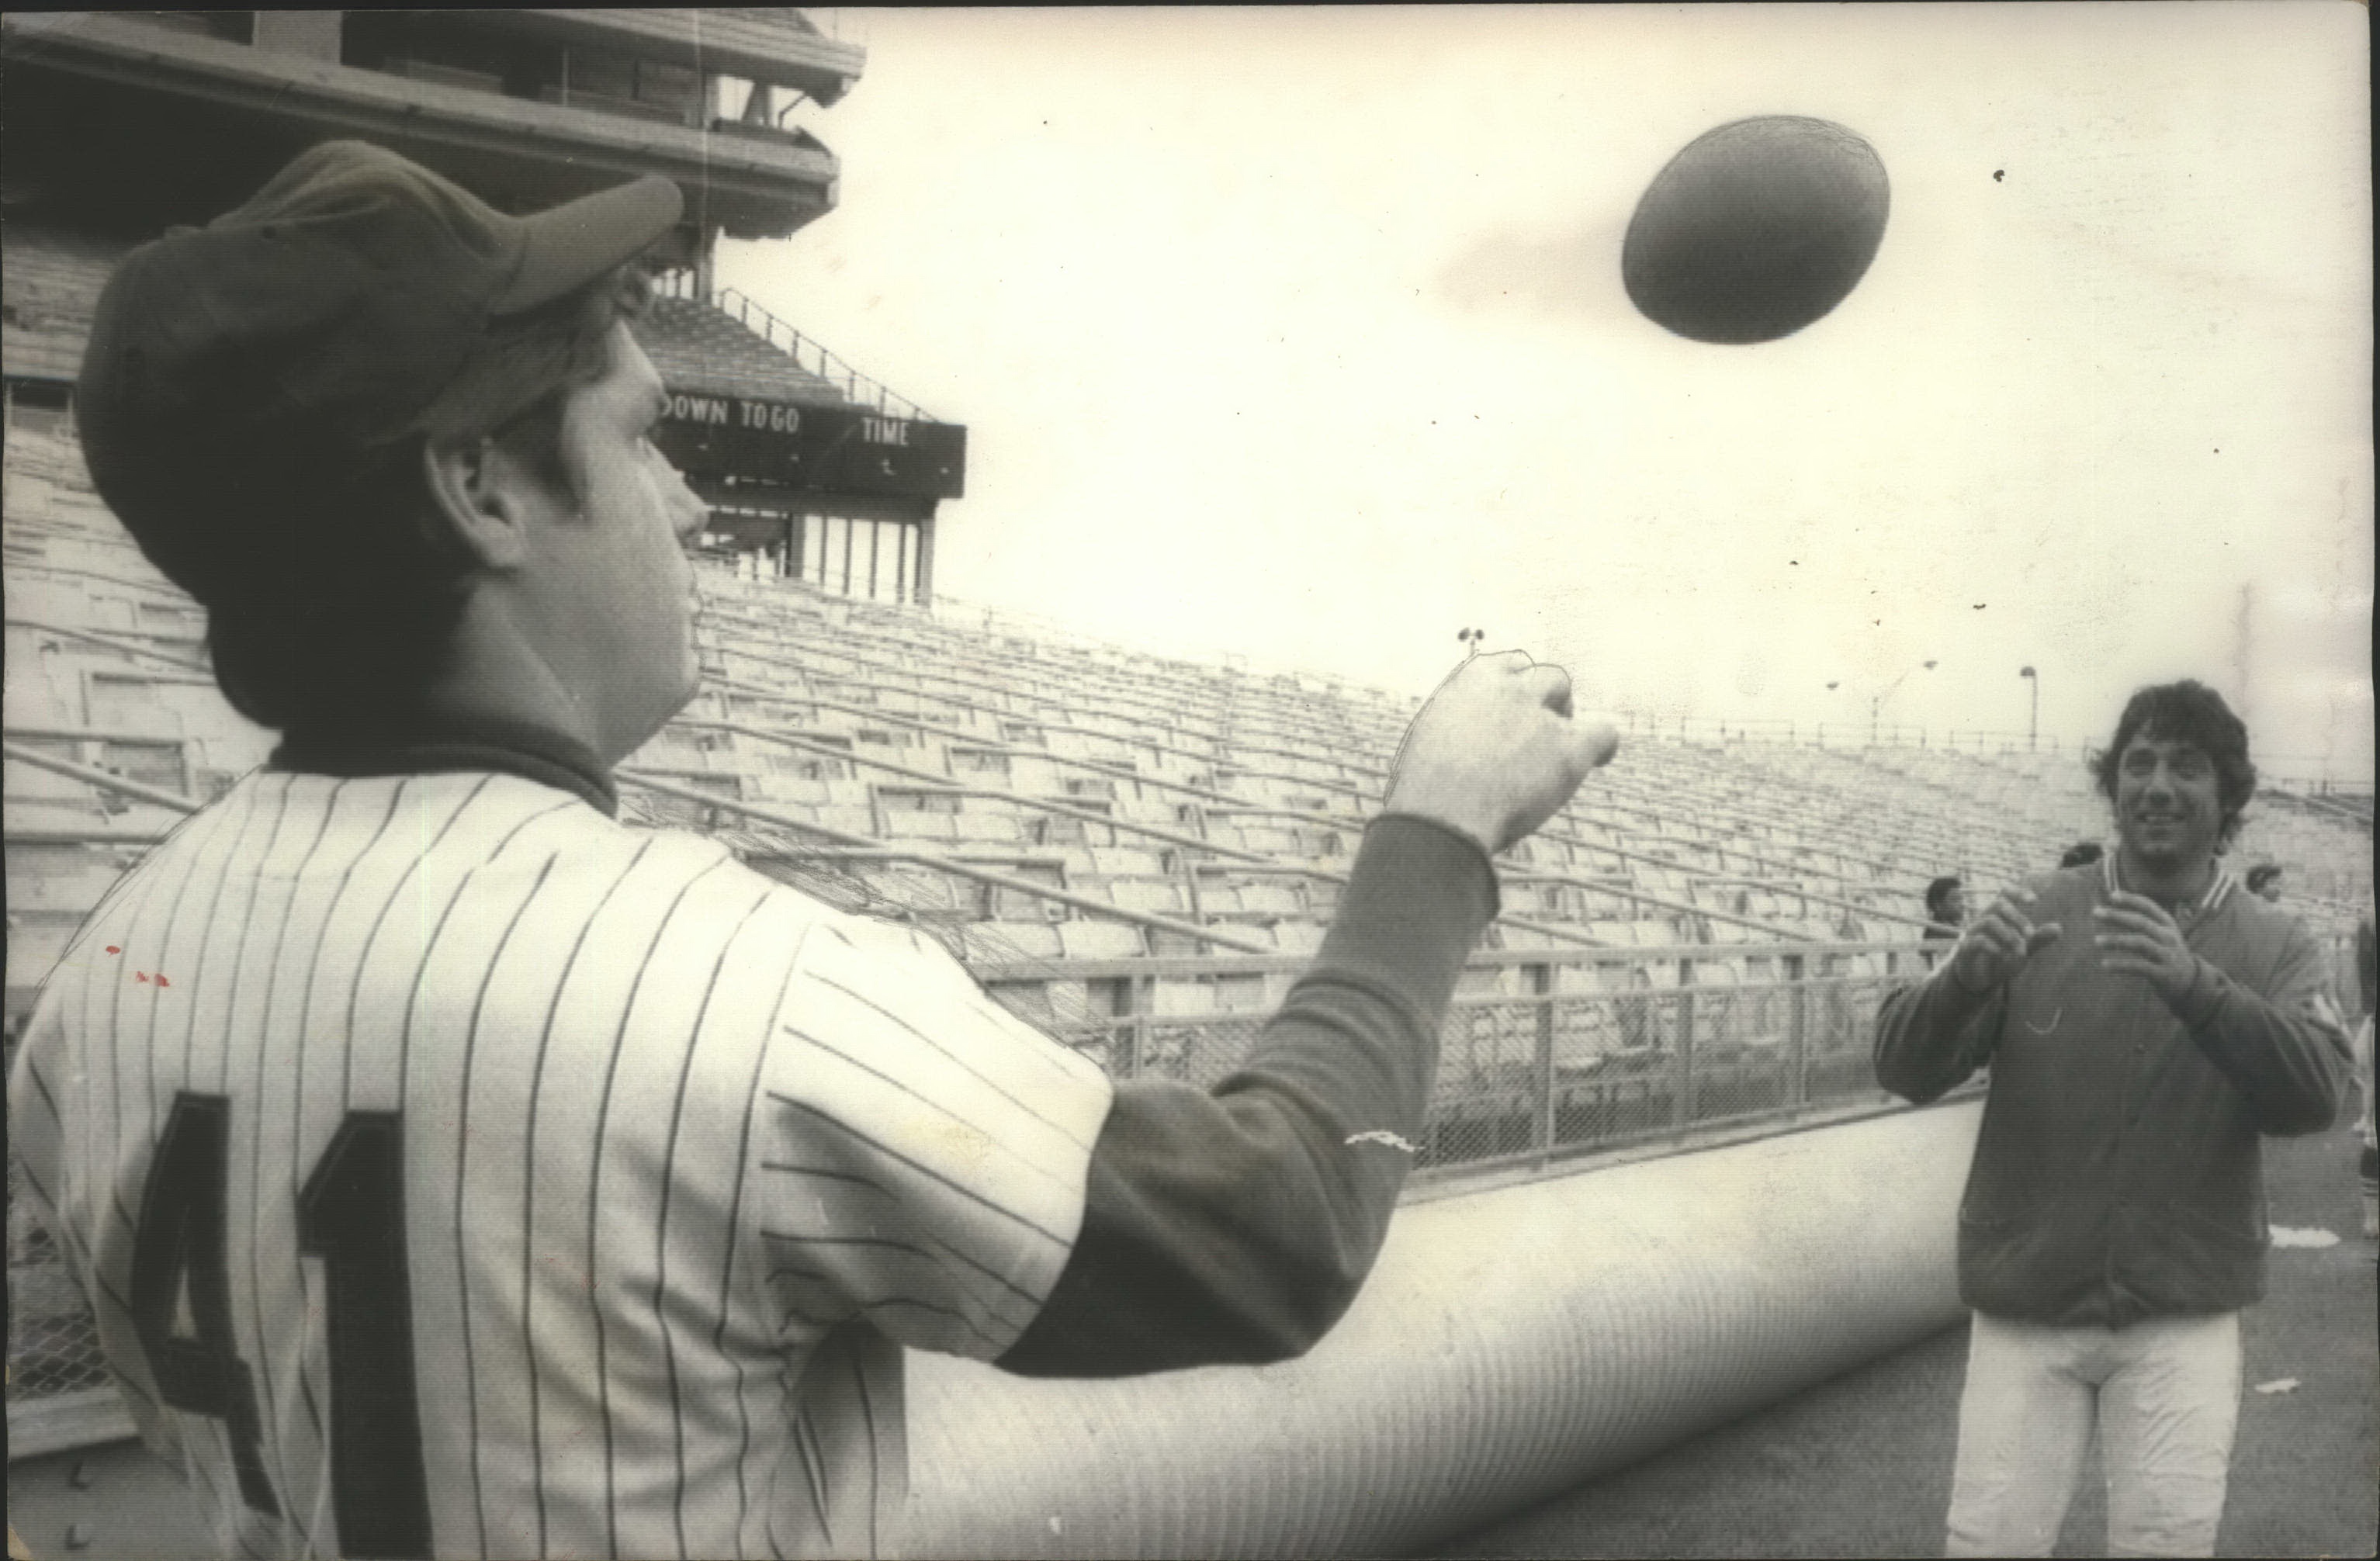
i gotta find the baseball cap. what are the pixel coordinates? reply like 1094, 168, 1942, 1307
77, 140, 683, 605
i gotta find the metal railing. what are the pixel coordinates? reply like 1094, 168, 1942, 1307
970, 942, 1949, 1183
1597, 716, 2372, 796
6, 939, 1947, 1455
1938, 728, 2067, 754
712, 286, 933, 422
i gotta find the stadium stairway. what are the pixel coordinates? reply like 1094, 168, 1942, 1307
636, 295, 856, 407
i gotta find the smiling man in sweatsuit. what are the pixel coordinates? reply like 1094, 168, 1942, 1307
1875, 679, 2348, 1558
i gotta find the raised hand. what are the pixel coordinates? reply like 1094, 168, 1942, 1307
1384, 650, 1620, 858
1949, 885, 2062, 995
2092, 890, 2201, 1007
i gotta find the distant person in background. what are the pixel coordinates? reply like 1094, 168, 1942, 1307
2058, 841, 2102, 869
1923, 875, 1966, 941
2245, 862, 2285, 903
1876, 679, 2349, 1557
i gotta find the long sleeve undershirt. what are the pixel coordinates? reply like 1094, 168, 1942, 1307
998, 813, 1496, 1377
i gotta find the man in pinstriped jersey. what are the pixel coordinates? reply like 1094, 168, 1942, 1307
7, 142, 1618, 1559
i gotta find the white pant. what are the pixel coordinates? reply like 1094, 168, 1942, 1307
1945, 1310, 2241, 1557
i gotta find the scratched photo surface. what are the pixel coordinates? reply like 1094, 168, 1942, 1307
4, 5, 2371, 1559
762, 5, 2371, 769
768, 12, 2370, 1556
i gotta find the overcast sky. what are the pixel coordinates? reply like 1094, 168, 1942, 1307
724, 3, 2371, 780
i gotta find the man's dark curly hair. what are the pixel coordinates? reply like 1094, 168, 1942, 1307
2091, 680, 2257, 846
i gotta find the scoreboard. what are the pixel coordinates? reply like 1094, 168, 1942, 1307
656, 391, 966, 503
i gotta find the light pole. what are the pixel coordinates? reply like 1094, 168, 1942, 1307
2019, 666, 2039, 752
1871, 660, 1938, 746
1456, 628, 1485, 660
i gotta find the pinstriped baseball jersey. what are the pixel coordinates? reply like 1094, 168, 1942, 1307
9, 767, 1114, 1559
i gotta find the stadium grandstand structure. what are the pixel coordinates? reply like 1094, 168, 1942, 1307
2, 6, 961, 614
8, 407, 2371, 1464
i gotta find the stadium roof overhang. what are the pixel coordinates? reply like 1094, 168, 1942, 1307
464, 9, 864, 107
0, 12, 840, 241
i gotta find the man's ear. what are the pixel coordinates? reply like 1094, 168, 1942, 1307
421, 434, 541, 570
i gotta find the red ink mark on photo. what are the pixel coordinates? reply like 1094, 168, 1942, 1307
106, 946, 121, 955
155, 975, 171, 988
135, 972, 151, 984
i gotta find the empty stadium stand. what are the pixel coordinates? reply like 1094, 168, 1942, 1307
11, 411, 2369, 1129
0, 227, 126, 389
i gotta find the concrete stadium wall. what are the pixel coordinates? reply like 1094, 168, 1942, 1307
904, 1099, 1982, 1558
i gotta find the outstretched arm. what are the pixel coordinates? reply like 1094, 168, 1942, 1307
1000, 652, 1616, 1376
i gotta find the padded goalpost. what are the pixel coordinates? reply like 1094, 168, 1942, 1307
903, 1100, 1981, 1558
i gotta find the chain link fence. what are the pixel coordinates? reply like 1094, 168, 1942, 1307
6, 1151, 109, 1398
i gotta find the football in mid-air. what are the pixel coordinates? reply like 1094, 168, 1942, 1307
1622, 116, 1890, 344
